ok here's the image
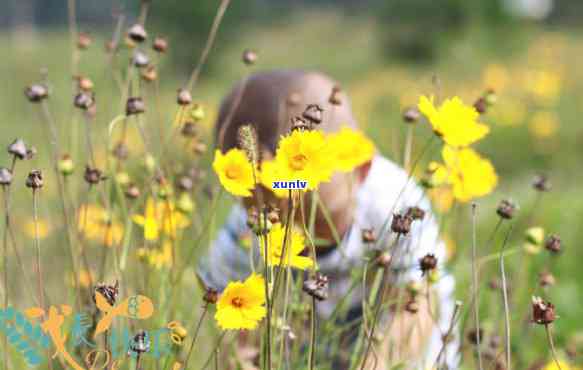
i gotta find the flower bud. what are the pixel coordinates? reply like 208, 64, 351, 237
181, 122, 197, 138
143, 154, 156, 173
532, 296, 556, 325
115, 172, 130, 186
58, 155, 75, 176
303, 274, 329, 301
203, 288, 219, 304
77, 32, 92, 50
402, 107, 420, 123
496, 199, 517, 220
84, 166, 105, 185
532, 174, 551, 192
8, 138, 28, 160
419, 253, 438, 275
406, 206, 425, 221
24, 84, 49, 102
77, 76, 94, 91
125, 183, 140, 200
473, 97, 487, 114
26, 170, 44, 190
141, 66, 158, 82
525, 227, 544, 245
153, 37, 168, 53
176, 175, 194, 192
405, 299, 419, 314
361, 228, 376, 243
132, 50, 150, 68
177, 88, 192, 106
467, 328, 484, 345
545, 234, 561, 254
539, 271, 556, 288
485, 89, 497, 106
74, 92, 95, 110
126, 97, 145, 115
128, 24, 147, 43
375, 252, 392, 268
177, 192, 194, 214
112, 142, 130, 160
391, 213, 413, 235
242, 49, 258, 66
0, 168, 13, 186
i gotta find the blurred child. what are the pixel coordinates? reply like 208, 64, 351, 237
198, 70, 458, 369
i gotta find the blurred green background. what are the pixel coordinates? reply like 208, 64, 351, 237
2, 0, 583, 368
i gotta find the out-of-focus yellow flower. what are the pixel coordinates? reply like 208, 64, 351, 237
529, 111, 559, 139
68, 269, 94, 288
428, 186, 455, 214
526, 227, 545, 245
259, 160, 289, 199
260, 223, 313, 270
156, 200, 190, 239
418, 95, 490, 147
524, 69, 561, 104
274, 130, 333, 191
491, 101, 527, 127
215, 273, 266, 330
543, 360, 572, 370
482, 64, 509, 92
137, 241, 173, 269
430, 146, 497, 202
213, 149, 255, 197
23, 218, 52, 240
327, 126, 375, 172
132, 198, 160, 242
78, 204, 124, 247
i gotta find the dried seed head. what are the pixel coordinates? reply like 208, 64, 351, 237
532, 174, 551, 192
112, 142, 130, 160
237, 125, 259, 165
406, 206, 425, 221
539, 271, 556, 288
74, 92, 95, 110
247, 208, 272, 236
125, 183, 141, 200
203, 287, 219, 304
545, 234, 561, 254
302, 274, 329, 301
0, 168, 13, 186
177, 88, 192, 106
290, 116, 310, 132
473, 97, 487, 114
132, 50, 150, 68
375, 252, 392, 268
26, 170, 44, 189
126, 97, 145, 116
391, 213, 413, 235
24, 84, 49, 102
58, 154, 75, 176
181, 122, 197, 138
302, 104, 324, 125
266, 206, 280, 224
419, 253, 438, 275
84, 166, 106, 185
77, 76, 94, 91
496, 199, 517, 220
328, 86, 342, 106
129, 330, 151, 355
242, 49, 258, 66
405, 299, 419, 314
7, 138, 28, 160
361, 228, 376, 243
77, 32, 92, 50
152, 37, 168, 53
128, 24, 148, 43
192, 142, 207, 155
402, 107, 420, 123
176, 175, 194, 192
141, 65, 158, 82
93, 281, 119, 306
531, 296, 556, 325
467, 328, 485, 346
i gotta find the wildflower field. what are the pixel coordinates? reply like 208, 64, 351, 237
1, 2, 583, 370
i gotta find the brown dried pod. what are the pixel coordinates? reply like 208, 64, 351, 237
24, 84, 49, 102
74, 92, 95, 110
531, 296, 556, 325
126, 97, 145, 115
391, 213, 413, 235
419, 254, 438, 275
152, 37, 168, 53
545, 234, 561, 254
242, 49, 258, 66
0, 168, 13, 186
473, 97, 487, 114
8, 138, 28, 160
302, 274, 329, 301
496, 199, 517, 220
26, 170, 44, 189
402, 107, 420, 123
361, 228, 376, 243
128, 24, 147, 43
406, 206, 426, 221
84, 166, 106, 185
532, 174, 551, 192
203, 288, 219, 305
177, 88, 193, 106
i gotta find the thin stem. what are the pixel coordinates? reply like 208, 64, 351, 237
183, 304, 209, 369
545, 325, 563, 370
500, 225, 513, 370
433, 301, 462, 368
471, 204, 484, 370
403, 125, 414, 172
200, 333, 226, 370
32, 190, 45, 312
308, 296, 317, 370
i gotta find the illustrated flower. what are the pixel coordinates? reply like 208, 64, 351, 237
418, 95, 490, 147
137, 241, 173, 270
213, 148, 255, 197
260, 223, 313, 270
327, 126, 375, 172
429, 146, 497, 202
132, 198, 160, 241
259, 160, 289, 199
274, 130, 333, 190
215, 273, 266, 330
77, 204, 124, 247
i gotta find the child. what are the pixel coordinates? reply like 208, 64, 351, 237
198, 70, 458, 369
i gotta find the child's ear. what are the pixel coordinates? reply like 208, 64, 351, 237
356, 160, 372, 184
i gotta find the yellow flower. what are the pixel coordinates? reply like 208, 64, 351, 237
78, 204, 124, 247
431, 146, 497, 202
274, 130, 333, 191
529, 111, 559, 139
260, 223, 313, 270
132, 198, 160, 241
328, 126, 375, 172
23, 218, 52, 240
156, 201, 190, 239
137, 241, 173, 269
213, 149, 255, 197
259, 160, 289, 199
543, 360, 571, 370
215, 273, 266, 330
418, 95, 490, 147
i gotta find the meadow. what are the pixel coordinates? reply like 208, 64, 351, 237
1, 3, 583, 370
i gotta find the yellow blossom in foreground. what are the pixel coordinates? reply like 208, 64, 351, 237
259, 160, 288, 199
431, 146, 497, 202
274, 130, 333, 191
418, 95, 490, 147
328, 126, 375, 172
213, 149, 255, 197
215, 273, 266, 330
137, 241, 173, 269
132, 198, 160, 241
543, 360, 572, 370
261, 223, 313, 270
78, 204, 124, 247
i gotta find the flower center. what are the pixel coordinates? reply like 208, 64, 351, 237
289, 154, 308, 171
231, 297, 244, 308
225, 166, 241, 180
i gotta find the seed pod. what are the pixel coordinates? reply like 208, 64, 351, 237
419, 254, 438, 275
361, 228, 376, 243
181, 122, 197, 138
112, 142, 130, 160
496, 199, 517, 220
532, 174, 551, 192
24, 84, 49, 102
177, 89, 192, 106
74, 92, 95, 110
203, 288, 219, 304
0, 168, 13, 186
531, 296, 556, 325
391, 213, 413, 235
125, 183, 141, 200
406, 206, 425, 221
132, 50, 150, 68
375, 252, 392, 268
302, 104, 324, 125
77, 76, 94, 91
77, 32, 92, 50
176, 175, 194, 192
141, 66, 158, 82
539, 271, 556, 288
473, 97, 487, 114
152, 37, 168, 53
26, 170, 44, 189
328, 86, 342, 106
545, 234, 561, 254
93, 281, 119, 306
8, 138, 28, 160
485, 89, 497, 106
402, 107, 420, 123
128, 24, 147, 43
126, 97, 145, 115
266, 206, 280, 224
242, 49, 258, 66
58, 155, 75, 176
302, 274, 329, 301
84, 166, 105, 185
